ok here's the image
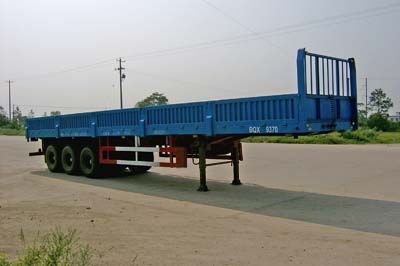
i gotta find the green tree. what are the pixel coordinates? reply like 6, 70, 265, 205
135, 92, 168, 108
12, 106, 22, 121
368, 88, 393, 116
0, 106, 9, 127
367, 113, 390, 131
50, 110, 61, 116
357, 103, 368, 127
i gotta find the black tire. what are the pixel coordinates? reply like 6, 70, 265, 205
80, 146, 101, 178
45, 145, 62, 172
128, 152, 154, 174
61, 145, 80, 175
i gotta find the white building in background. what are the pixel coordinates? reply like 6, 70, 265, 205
388, 112, 400, 122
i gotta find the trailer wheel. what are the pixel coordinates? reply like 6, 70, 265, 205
80, 147, 101, 178
45, 145, 62, 172
61, 145, 80, 175
129, 152, 154, 174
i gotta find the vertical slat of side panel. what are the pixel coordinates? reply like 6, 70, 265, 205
310, 56, 313, 94
252, 101, 256, 120
256, 101, 260, 120
230, 103, 234, 121
223, 104, 226, 121
336, 60, 340, 96
173, 108, 176, 124
148, 110, 151, 125
341, 62, 345, 96
347, 63, 350, 97
242, 102, 246, 121
223, 104, 227, 122
287, 99, 292, 119
199, 106, 202, 122
315, 56, 320, 95
250, 102, 254, 120
268, 100, 272, 120
261, 101, 265, 120
167, 108, 170, 124
285, 100, 289, 119
226, 103, 230, 122
272, 100, 276, 120
291, 99, 295, 119
327, 59, 330, 95
331, 60, 334, 96
322, 59, 326, 95
233, 103, 237, 121
238, 102, 242, 121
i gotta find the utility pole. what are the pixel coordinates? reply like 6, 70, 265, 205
5, 80, 13, 120
365, 77, 368, 117
115, 58, 126, 109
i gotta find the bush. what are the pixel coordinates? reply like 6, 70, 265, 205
367, 113, 391, 131
1, 228, 91, 266
0, 253, 11, 266
388, 121, 400, 132
341, 128, 378, 142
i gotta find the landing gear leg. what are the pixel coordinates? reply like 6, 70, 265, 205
231, 142, 242, 186
197, 138, 209, 192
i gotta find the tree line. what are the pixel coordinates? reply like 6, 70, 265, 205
359, 88, 398, 131
0, 106, 62, 130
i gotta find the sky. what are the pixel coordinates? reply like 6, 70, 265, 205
0, 0, 399, 116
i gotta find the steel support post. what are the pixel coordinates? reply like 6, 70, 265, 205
231, 142, 242, 186
197, 138, 209, 192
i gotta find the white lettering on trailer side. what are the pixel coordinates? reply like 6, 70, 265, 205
249, 126, 279, 134
266, 126, 279, 134
249, 127, 261, 134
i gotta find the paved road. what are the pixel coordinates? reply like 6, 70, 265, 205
1, 136, 400, 265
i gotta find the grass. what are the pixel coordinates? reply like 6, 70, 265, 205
0, 128, 24, 136
0, 228, 92, 266
243, 129, 400, 145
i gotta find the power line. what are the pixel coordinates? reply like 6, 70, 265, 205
128, 68, 236, 94
364, 78, 400, 81
200, 0, 291, 58
17, 104, 107, 110
121, 2, 400, 62
11, 58, 116, 82
5, 2, 400, 83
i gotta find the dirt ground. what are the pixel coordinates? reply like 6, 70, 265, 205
0, 136, 400, 265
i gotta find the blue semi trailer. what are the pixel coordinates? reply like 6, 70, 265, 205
26, 49, 358, 191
